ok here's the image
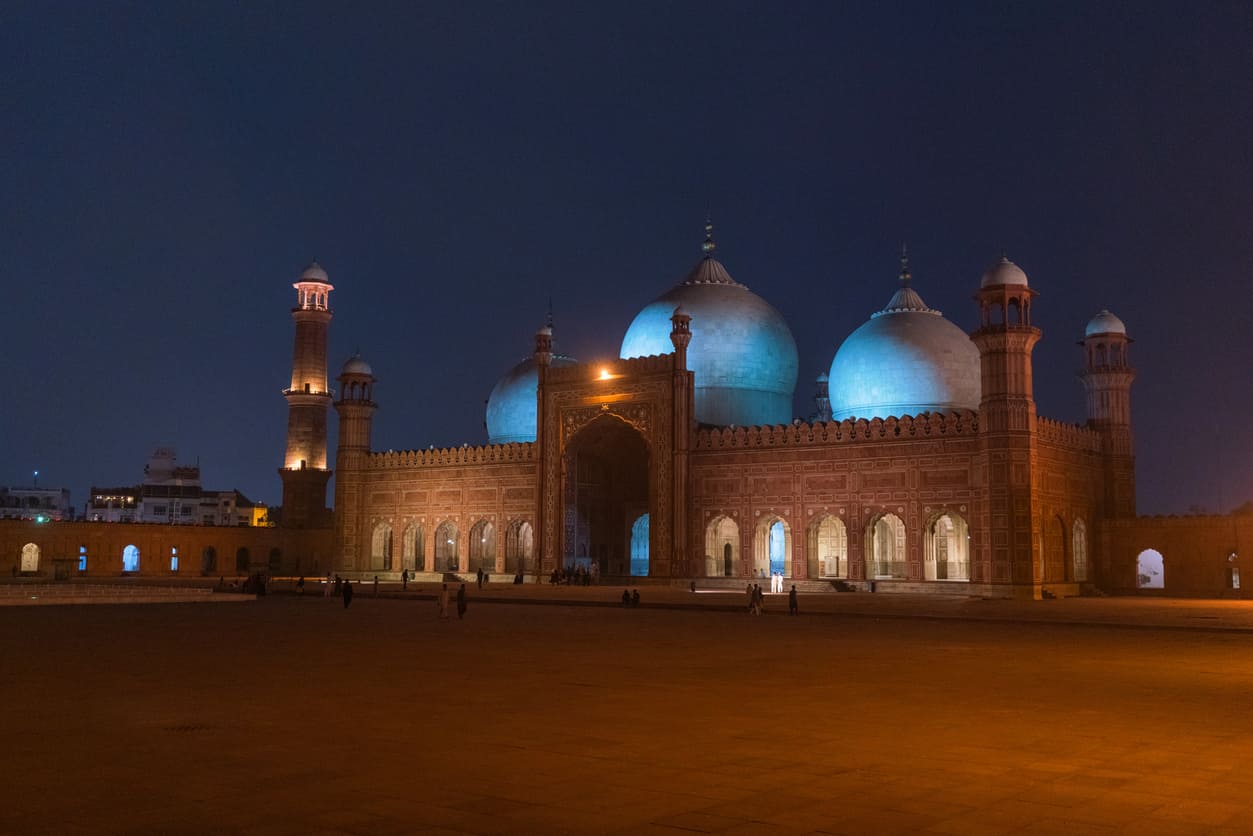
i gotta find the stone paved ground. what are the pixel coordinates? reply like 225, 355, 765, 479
3, 593, 1252, 835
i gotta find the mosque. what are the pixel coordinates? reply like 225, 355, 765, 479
4, 226, 1246, 596
278, 225, 1161, 599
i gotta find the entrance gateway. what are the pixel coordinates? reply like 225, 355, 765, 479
535, 311, 694, 579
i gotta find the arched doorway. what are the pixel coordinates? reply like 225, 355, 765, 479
1072, 518, 1088, 582
234, 547, 249, 572
807, 515, 847, 579
705, 516, 739, 577
371, 522, 393, 571
201, 546, 217, 575
469, 520, 495, 573
1136, 548, 1164, 589
754, 516, 791, 578
20, 543, 40, 573
925, 513, 970, 581
435, 521, 459, 572
630, 514, 649, 576
505, 521, 533, 575
562, 415, 650, 578
865, 513, 906, 579
402, 524, 424, 572
268, 548, 282, 573
123, 544, 141, 573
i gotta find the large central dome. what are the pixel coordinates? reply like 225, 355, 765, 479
827, 258, 981, 421
620, 227, 798, 427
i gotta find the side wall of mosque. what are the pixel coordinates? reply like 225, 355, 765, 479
0, 519, 334, 579
688, 413, 984, 585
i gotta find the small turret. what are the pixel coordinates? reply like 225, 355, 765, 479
1080, 310, 1136, 516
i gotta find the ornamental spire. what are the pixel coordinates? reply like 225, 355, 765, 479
701, 218, 716, 257
899, 243, 911, 286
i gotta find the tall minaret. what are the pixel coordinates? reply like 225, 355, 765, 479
278, 262, 334, 528
970, 256, 1041, 595
333, 355, 377, 571
1079, 310, 1136, 517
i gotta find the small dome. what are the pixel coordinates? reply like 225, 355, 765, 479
620, 230, 798, 427
340, 354, 373, 377
486, 353, 577, 444
828, 274, 981, 421
300, 261, 330, 283
1085, 309, 1127, 337
980, 256, 1029, 288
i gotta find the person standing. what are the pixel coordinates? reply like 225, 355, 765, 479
296, 576, 305, 596
789, 584, 799, 616
373, 575, 379, 597
401, 568, 409, 591
457, 583, 467, 619
438, 583, 450, 620
476, 568, 483, 589
745, 582, 754, 614
343, 579, 353, 609
333, 575, 342, 597
324, 573, 332, 598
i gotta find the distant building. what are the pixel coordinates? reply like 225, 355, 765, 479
84, 448, 269, 526
0, 487, 74, 521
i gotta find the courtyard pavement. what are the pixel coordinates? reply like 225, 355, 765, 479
2, 592, 1252, 835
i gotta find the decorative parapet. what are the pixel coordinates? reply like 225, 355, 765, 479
1036, 416, 1102, 453
366, 442, 536, 470
693, 411, 979, 450
546, 354, 674, 383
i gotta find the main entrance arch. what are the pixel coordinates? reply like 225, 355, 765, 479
562, 414, 650, 578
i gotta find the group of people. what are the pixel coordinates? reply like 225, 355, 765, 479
437, 582, 468, 620
746, 581, 800, 615
767, 570, 788, 593
549, 563, 598, 586
620, 589, 640, 607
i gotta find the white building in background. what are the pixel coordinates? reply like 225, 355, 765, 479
84, 448, 269, 526
0, 487, 74, 521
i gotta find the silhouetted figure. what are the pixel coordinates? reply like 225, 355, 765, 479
789, 585, 798, 616
621, 589, 630, 607
457, 583, 467, 619
402, 568, 409, 591
333, 575, 342, 596
631, 589, 640, 608
297, 576, 305, 595
373, 575, 379, 597
476, 568, 483, 589
343, 579, 353, 609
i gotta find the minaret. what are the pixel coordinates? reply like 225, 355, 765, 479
1079, 310, 1136, 517
970, 256, 1042, 595
333, 355, 378, 571
533, 321, 555, 578
670, 305, 695, 576
811, 373, 832, 423
278, 262, 334, 528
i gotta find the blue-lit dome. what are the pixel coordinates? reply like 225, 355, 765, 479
486, 353, 577, 444
620, 227, 798, 427
828, 260, 981, 421
1085, 309, 1127, 337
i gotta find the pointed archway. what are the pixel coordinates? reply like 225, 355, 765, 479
561, 414, 651, 578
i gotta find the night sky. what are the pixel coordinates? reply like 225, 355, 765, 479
3, 2, 1251, 515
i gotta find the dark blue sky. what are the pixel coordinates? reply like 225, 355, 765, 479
3, 1, 1251, 515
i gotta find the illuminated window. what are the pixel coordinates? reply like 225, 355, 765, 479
78, 545, 87, 572
170, 547, 179, 572
122, 544, 140, 572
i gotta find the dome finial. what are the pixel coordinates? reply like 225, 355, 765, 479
546, 295, 554, 330
701, 218, 716, 257
899, 243, 912, 286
